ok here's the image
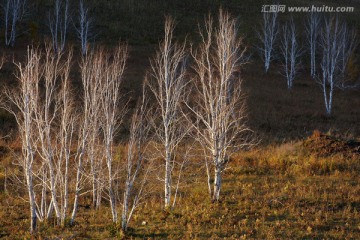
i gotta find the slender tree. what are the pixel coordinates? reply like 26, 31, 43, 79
317, 15, 345, 115
280, 18, 302, 89
99, 44, 128, 223
121, 86, 151, 231
2, 0, 27, 47
71, 45, 103, 223
305, 12, 321, 78
48, 0, 69, 54
56, 49, 75, 226
2, 47, 42, 233
257, 10, 278, 73
187, 10, 253, 202
75, 0, 93, 55
146, 16, 188, 208
338, 23, 358, 89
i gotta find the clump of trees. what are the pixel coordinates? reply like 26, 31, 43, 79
1, 9, 254, 233
257, 11, 358, 115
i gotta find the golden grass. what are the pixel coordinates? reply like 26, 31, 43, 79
0, 132, 359, 239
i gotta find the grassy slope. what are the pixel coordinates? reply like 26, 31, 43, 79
1, 137, 359, 239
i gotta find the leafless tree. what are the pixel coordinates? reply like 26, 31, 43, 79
99, 44, 128, 223
187, 10, 253, 202
317, 15, 345, 115
4, 45, 75, 228
56, 49, 75, 226
121, 86, 151, 231
32, 46, 74, 226
48, 0, 69, 54
338, 23, 358, 89
305, 12, 321, 78
75, 0, 93, 55
70, 43, 128, 224
2, 0, 27, 47
32, 45, 65, 224
257, 10, 278, 73
280, 18, 302, 89
2, 47, 42, 233
146, 16, 188, 208
70, 45, 103, 223
85, 50, 104, 209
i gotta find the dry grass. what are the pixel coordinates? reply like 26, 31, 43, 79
0, 131, 359, 239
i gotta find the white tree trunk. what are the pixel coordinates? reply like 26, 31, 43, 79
70, 149, 84, 224
164, 148, 171, 208
212, 167, 222, 202
26, 170, 37, 233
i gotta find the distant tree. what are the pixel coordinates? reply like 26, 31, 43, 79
48, 0, 69, 53
338, 23, 358, 89
75, 0, 94, 55
2, 0, 27, 47
305, 12, 321, 78
280, 18, 302, 89
317, 15, 348, 115
257, 10, 278, 73
187, 10, 253, 202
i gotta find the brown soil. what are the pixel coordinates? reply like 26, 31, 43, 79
303, 130, 360, 158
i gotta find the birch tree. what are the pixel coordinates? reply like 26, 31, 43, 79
187, 10, 253, 202
32, 46, 75, 225
32, 45, 63, 224
75, 0, 93, 56
86, 50, 104, 209
280, 18, 302, 89
305, 12, 321, 78
338, 23, 358, 89
257, 10, 278, 73
99, 44, 128, 223
48, 0, 69, 54
121, 87, 151, 231
2, 0, 27, 47
317, 15, 345, 115
2, 47, 42, 233
55, 49, 75, 226
146, 16, 188, 208
70, 45, 103, 223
